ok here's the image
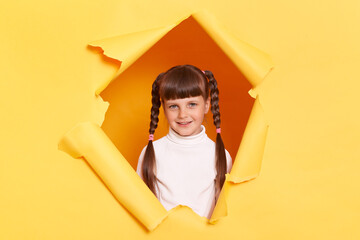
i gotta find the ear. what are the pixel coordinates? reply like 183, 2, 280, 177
204, 97, 210, 114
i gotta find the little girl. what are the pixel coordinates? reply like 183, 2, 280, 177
136, 64, 232, 219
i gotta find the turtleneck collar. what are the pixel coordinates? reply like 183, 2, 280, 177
166, 125, 207, 145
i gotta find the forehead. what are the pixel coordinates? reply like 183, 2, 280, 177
163, 96, 204, 104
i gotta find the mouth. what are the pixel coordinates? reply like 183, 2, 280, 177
176, 121, 192, 127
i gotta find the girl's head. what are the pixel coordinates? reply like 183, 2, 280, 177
158, 65, 210, 136
142, 64, 227, 200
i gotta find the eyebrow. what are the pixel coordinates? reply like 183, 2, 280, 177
164, 101, 177, 105
164, 96, 202, 103
165, 99, 200, 105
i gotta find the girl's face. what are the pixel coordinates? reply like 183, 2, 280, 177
162, 96, 210, 136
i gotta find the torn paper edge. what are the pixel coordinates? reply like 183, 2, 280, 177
58, 10, 274, 231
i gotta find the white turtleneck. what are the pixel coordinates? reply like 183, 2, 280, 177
136, 125, 232, 219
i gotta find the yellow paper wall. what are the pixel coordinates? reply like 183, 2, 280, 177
1, 0, 360, 239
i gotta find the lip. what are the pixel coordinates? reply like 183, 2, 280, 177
176, 121, 192, 127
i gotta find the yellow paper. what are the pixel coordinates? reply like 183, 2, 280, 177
193, 11, 274, 87
60, 10, 273, 230
90, 24, 177, 95
3, 0, 360, 238
59, 122, 168, 231
89, 11, 274, 95
228, 97, 268, 183
210, 96, 268, 222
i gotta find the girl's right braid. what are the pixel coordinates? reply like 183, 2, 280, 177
142, 73, 164, 196
204, 70, 227, 201
149, 73, 163, 135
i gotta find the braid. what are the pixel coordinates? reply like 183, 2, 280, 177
204, 70, 227, 200
142, 73, 164, 196
206, 71, 221, 128
149, 74, 162, 134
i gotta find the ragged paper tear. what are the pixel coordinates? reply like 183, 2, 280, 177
58, 122, 169, 231
59, 10, 273, 231
89, 10, 273, 96
192, 11, 273, 88
90, 24, 177, 95
210, 97, 268, 223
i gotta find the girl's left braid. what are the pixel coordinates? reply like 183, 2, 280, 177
204, 70, 227, 199
207, 71, 221, 129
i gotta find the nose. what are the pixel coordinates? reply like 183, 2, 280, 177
178, 107, 188, 119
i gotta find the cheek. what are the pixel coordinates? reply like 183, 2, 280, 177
164, 109, 176, 121
194, 109, 206, 120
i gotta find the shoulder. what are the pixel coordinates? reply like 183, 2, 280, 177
139, 136, 168, 152
204, 135, 216, 148
137, 136, 168, 163
203, 135, 232, 172
136, 145, 147, 177
136, 136, 169, 177
225, 149, 233, 173
138, 143, 150, 160
152, 136, 168, 147
225, 149, 232, 160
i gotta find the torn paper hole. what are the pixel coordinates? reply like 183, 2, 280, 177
59, 10, 273, 231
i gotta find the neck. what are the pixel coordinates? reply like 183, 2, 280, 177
167, 125, 207, 145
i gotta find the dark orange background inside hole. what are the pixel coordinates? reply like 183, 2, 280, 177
100, 16, 253, 169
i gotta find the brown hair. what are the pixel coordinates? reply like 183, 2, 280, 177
141, 65, 227, 199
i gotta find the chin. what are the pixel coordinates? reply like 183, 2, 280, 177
178, 128, 199, 136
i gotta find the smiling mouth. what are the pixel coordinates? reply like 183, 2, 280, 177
176, 121, 192, 126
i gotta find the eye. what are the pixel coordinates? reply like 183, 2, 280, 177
188, 102, 197, 108
169, 105, 178, 109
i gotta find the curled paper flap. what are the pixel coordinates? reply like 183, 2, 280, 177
58, 122, 168, 231
89, 11, 273, 95
210, 97, 269, 222
73, 10, 273, 231
193, 11, 274, 87
209, 174, 231, 223
58, 92, 270, 229
228, 97, 268, 183
89, 24, 176, 95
